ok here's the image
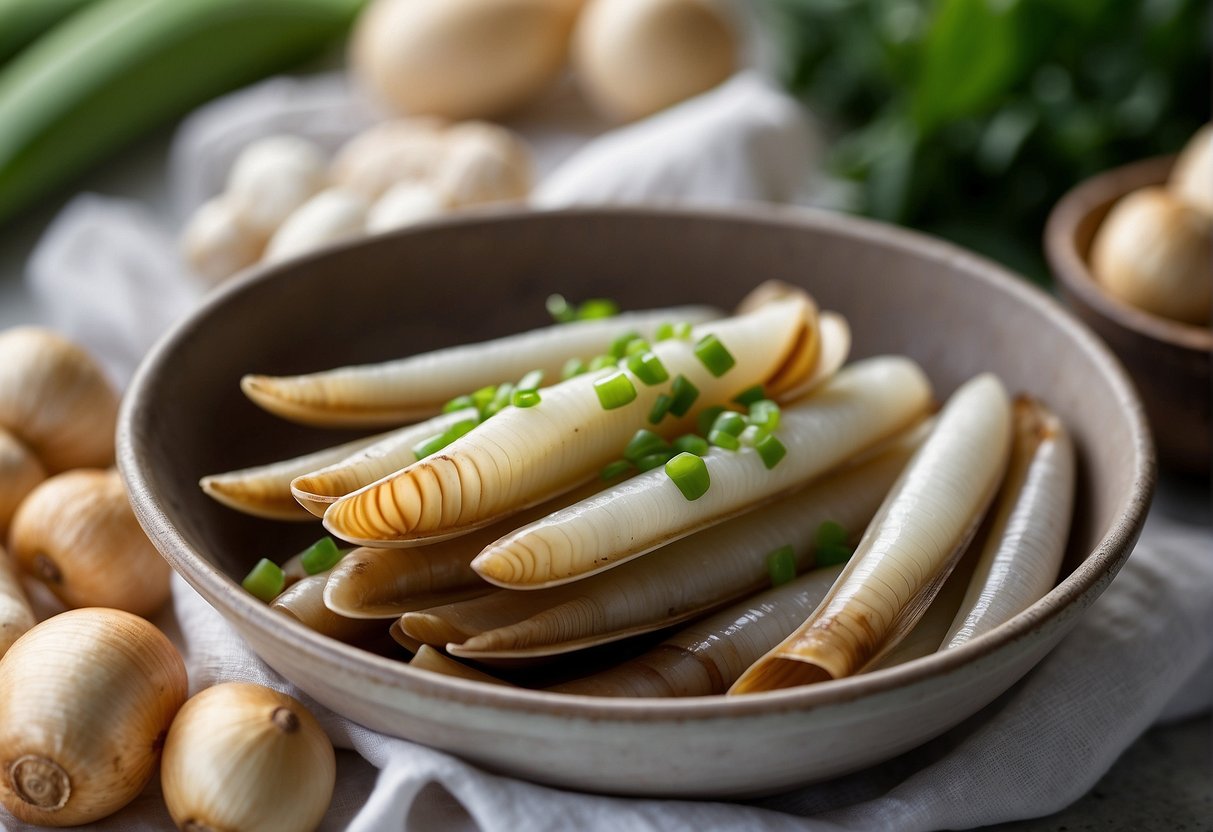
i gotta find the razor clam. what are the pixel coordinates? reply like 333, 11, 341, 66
389, 619, 423, 654
323, 294, 829, 546
942, 396, 1074, 649
290, 408, 479, 518
200, 431, 399, 521
397, 419, 928, 657
410, 645, 514, 686
730, 373, 1013, 694
270, 571, 382, 643
552, 564, 847, 697
242, 305, 720, 427
472, 356, 932, 590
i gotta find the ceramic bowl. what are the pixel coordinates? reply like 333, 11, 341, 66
119, 207, 1154, 798
1045, 156, 1212, 476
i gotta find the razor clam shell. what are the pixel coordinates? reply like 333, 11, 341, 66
271, 571, 382, 643
410, 645, 514, 687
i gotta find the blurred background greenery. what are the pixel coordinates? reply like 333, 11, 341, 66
763, 0, 1212, 282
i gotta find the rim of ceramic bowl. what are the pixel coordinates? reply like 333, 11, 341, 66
1045, 154, 1213, 353
118, 204, 1156, 721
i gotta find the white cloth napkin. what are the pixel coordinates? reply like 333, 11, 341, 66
11, 71, 1212, 831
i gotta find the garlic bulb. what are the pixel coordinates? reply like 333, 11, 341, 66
350, 0, 582, 120
8, 469, 172, 617
573, 0, 738, 122
0, 608, 187, 826
433, 122, 533, 207
0, 427, 45, 537
161, 683, 336, 832
225, 135, 327, 235
330, 118, 449, 199
367, 182, 448, 232
263, 188, 369, 264
1170, 123, 1213, 219
180, 196, 267, 284
1091, 186, 1212, 326
0, 327, 119, 472
0, 544, 35, 659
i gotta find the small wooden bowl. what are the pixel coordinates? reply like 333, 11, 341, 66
1046, 156, 1212, 477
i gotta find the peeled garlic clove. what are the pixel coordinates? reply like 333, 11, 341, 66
161, 682, 335, 832
0, 608, 187, 826
367, 182, 448, 232
0, 544, 34, 659
330, 118, 449, 199
1170, 123, 1213, 219
0, 427, 45, 537
0, 327, 119, 472
180, 196, 267, 284
432, 121, 533, 208
1090, 186, 1212, 326
9, 469, 172, 617
573, 0, 738, 122
225, 135, 327, 235
263, 188, 369, 264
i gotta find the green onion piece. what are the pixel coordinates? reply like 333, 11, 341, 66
562, 357, 589, 379
517, 369, 544, 391
471, 385, 497, 413
708, 429, 740, 451
600, 459, 633, 481
577, 298, 619, 320
627, 351, 669, 386
648, 393, 673, 424
512, 389, 541, 408
624, 338, 651, 357
665, 452, 710, 501
242, 558, 285, 603
738, 424, 766, 447
594, 371, 637, 410
766, 545, 796, 587
696, 405, 726, 436
669, 374, 699, 417
755, 433, 787, 469
672, 434, 710, 456
694, 334, 736, 377
817, 543, 853, 567
412, 432, 449, 460
546, 293, 576, 323
815, 520, 849, 549
589, 354, 617, 371
733, 385, 766, 406
624, 429, 669, 463
673, 322, 694, 340
749, 399, 781, 431
711, 410, 746, 437
609, 330, 641, 359
654, 322, 674, 341
299, 537, 342, 575
637, 451, 674, 472
442, 394, 474, 414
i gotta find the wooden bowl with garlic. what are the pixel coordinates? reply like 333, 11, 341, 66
1046, 129, 1212, 477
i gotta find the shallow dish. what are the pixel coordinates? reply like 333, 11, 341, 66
119, 207, 1154, 797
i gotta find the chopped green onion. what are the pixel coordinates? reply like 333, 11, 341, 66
589, 354, 617, 371
300, 537, 342, 575
708, 429, 740, 451
815, 520, 849, 549
242, 559, 285, 603
412, 432, 449, 460
600, 459, 633, 481
445, 418, 478, 442
443, 394, 474, 414
755, 433, 787, 469
654, 322, 675, 341
766, 545, 796, 587
738, 424, 766, 447
471, 385, 497, 413
817, 543, 853, 567
512, 389, 541, 408
666, 452, 710, 500
546, 293, 576, 323
577, 298, 619, 320
562, 357, 589, 379
482, 382, 514, 418
749, 399, 781, 431
517, 369, 544, 391
733, 385, 766, 406
711, 411, 746, 437
673, 322, 694, 340
609, 331, 642, 359
627, 351, 669, 386
637, 451, 674, 471
668, 374, 699, 417
672, 434, 710, 456
594, 371, 637, 410
648, 393, 673, 424
625, 338, 651, 357
696, 405, 726, 436
694, 334, 735, 377
624, 429, 669, 463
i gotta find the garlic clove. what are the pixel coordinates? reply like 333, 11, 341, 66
432, 121, 533, 208
1090, 186, 1213, 326
225, 135, 327, 235
0, 327, 119, 473
161, 682, 336, 832
0, 427, 45, 538
0, 543, 35, 659
1170, 123, 1213, 219
8, 468, 172, 617
180, 196, 267, 284
330, 118, 449, 200
367, 182, 449, 232
0, 608, 187, 826
263, 188, 369, 264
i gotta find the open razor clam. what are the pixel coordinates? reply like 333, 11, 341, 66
322, 290, 848, 547
730, 373, 1014, 695
397, 418, 929, 658
241, 304, 721, 428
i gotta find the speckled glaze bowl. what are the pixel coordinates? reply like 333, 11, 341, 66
118, 207, 1154, 798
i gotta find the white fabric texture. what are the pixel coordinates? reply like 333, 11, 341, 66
10, 71, 1211, 831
